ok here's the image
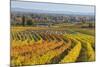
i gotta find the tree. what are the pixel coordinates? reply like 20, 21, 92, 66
80, 17, 86, 24
22, 15, 25, 26
88, 23, 93, 28
26, 19, 33, 26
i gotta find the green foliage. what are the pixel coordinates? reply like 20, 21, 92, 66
22, 15, 25, 26
26, 19, 33, 26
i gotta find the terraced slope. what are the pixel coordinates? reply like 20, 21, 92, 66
11, 28, 95, 66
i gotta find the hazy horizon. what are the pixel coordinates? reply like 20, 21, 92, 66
11, 1, 95, 15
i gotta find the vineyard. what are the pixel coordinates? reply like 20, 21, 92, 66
11, 27, 95, 66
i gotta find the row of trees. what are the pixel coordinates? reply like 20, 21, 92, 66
22, 15, 94, 27
11, 13, 95, 28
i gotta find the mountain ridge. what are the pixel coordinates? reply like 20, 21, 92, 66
11, 8, 95, 16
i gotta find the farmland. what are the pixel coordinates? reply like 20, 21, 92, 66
11, 26, 95, 66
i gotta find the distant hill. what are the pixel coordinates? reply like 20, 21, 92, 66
11, 8, 95, 16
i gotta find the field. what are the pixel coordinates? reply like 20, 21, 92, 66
11, 26, 95, 66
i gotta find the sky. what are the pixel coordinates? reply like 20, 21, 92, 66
11, 1, 95, 14
12, 0, 95, 5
